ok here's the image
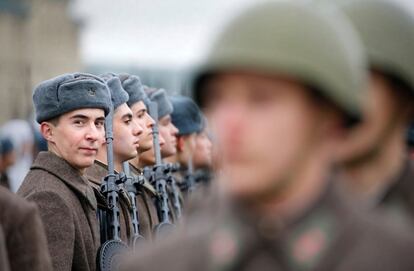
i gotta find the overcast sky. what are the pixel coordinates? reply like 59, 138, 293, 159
72, 0, 414, 69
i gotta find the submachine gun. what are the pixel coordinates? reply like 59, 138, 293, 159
145, 101, 175, 238
164, 162, 183, 219
179, 158, 196, 194
97, 107, 128, 271
122, 161, 145, 249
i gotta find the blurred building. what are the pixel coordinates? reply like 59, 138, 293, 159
0, 0, 81, 125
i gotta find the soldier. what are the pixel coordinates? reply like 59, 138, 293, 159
331, 0, 414, 226
0, 185, 52, 271
165, 95, 204, 193
119, 73, 160, 240
0, 137, 15, 189
139, 87, 182, 223
84, 75, 142, 243
139, 87, 178, 167
18, 73, 112, 271
121, 1, 414, 271
190, 114, 213, 186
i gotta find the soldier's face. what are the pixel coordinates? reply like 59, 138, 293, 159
113, 104, 142, 162
139, 133, 166, 166
177, 134, 197, 166
203, 73, 334, 200
130, 101, 155, 153
159, 115, 179, 158
193, 130, 213, 169
42, 108, 105, 171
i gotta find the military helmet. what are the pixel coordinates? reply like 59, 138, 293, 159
338, 0, 414, 94
192, 1, 367, 121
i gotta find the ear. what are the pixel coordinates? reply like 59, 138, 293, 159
40, 122, 55, 143
177, 136, 185, 152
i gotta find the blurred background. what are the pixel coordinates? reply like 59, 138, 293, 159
0, 0, 413, 191
1, 0, 414, 124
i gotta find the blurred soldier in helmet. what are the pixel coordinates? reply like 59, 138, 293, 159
121, 1, 414, 271
331, 0, 414, 227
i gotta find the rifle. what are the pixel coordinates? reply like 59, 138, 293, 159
97, 107, 128, 271
122, 161, 145, 249
165, 162, 183, 219
179, 158, 196, 194
146, 101, 175, 238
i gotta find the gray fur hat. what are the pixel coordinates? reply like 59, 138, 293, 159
144, 87, 173, 119
102, 75, 129, 110
33, 73, 112, 123
118, 74, 148, 107
170, 95, 203, 136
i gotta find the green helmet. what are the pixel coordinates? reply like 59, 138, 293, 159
337, 0, 414, 94
192, 1, 367, 121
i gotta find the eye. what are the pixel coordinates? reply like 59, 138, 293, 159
95, 120, 104, 128
73, 119, 84, 126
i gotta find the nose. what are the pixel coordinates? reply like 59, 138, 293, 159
171, 123, 179, 136
206, 137, 213, 149
146, 112, 155, 129
159, 134, 166, 146
132, 119, 144, 137
86, 123, 101, 142
214, 104, 244, 145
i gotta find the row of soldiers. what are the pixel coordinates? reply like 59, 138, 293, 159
2, 0, 414, 270
0, 70, 213, 270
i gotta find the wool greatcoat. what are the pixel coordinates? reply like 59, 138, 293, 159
0, 185, 52, 271
121, 181, 414, 271
18, 152, 100, 271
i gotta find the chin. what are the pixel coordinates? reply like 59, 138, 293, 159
161, 150, 175, 158
224, 183, 264, 202
75, 159, 95, 170
138, 145, 152, 153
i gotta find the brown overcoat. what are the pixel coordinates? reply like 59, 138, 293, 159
0, 186, 52, 271
0, 225, 10, 271
18, 151, 100, 271
377, 159, 414, 226
121, 182, 414, 271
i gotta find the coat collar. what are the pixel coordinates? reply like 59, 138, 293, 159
31, 151, 97, 210
84, 160, 108, 186
214, 177, 360, 271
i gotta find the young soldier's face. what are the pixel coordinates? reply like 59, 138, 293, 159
113, 104, 142, 162
177, 133, 197, 166
130, 101, 155, 153
203, 73, 333, 200
193, 130, 213, 168
159, 115, 179, 158
139, 134, 166, 165
44, 108, 105, 171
